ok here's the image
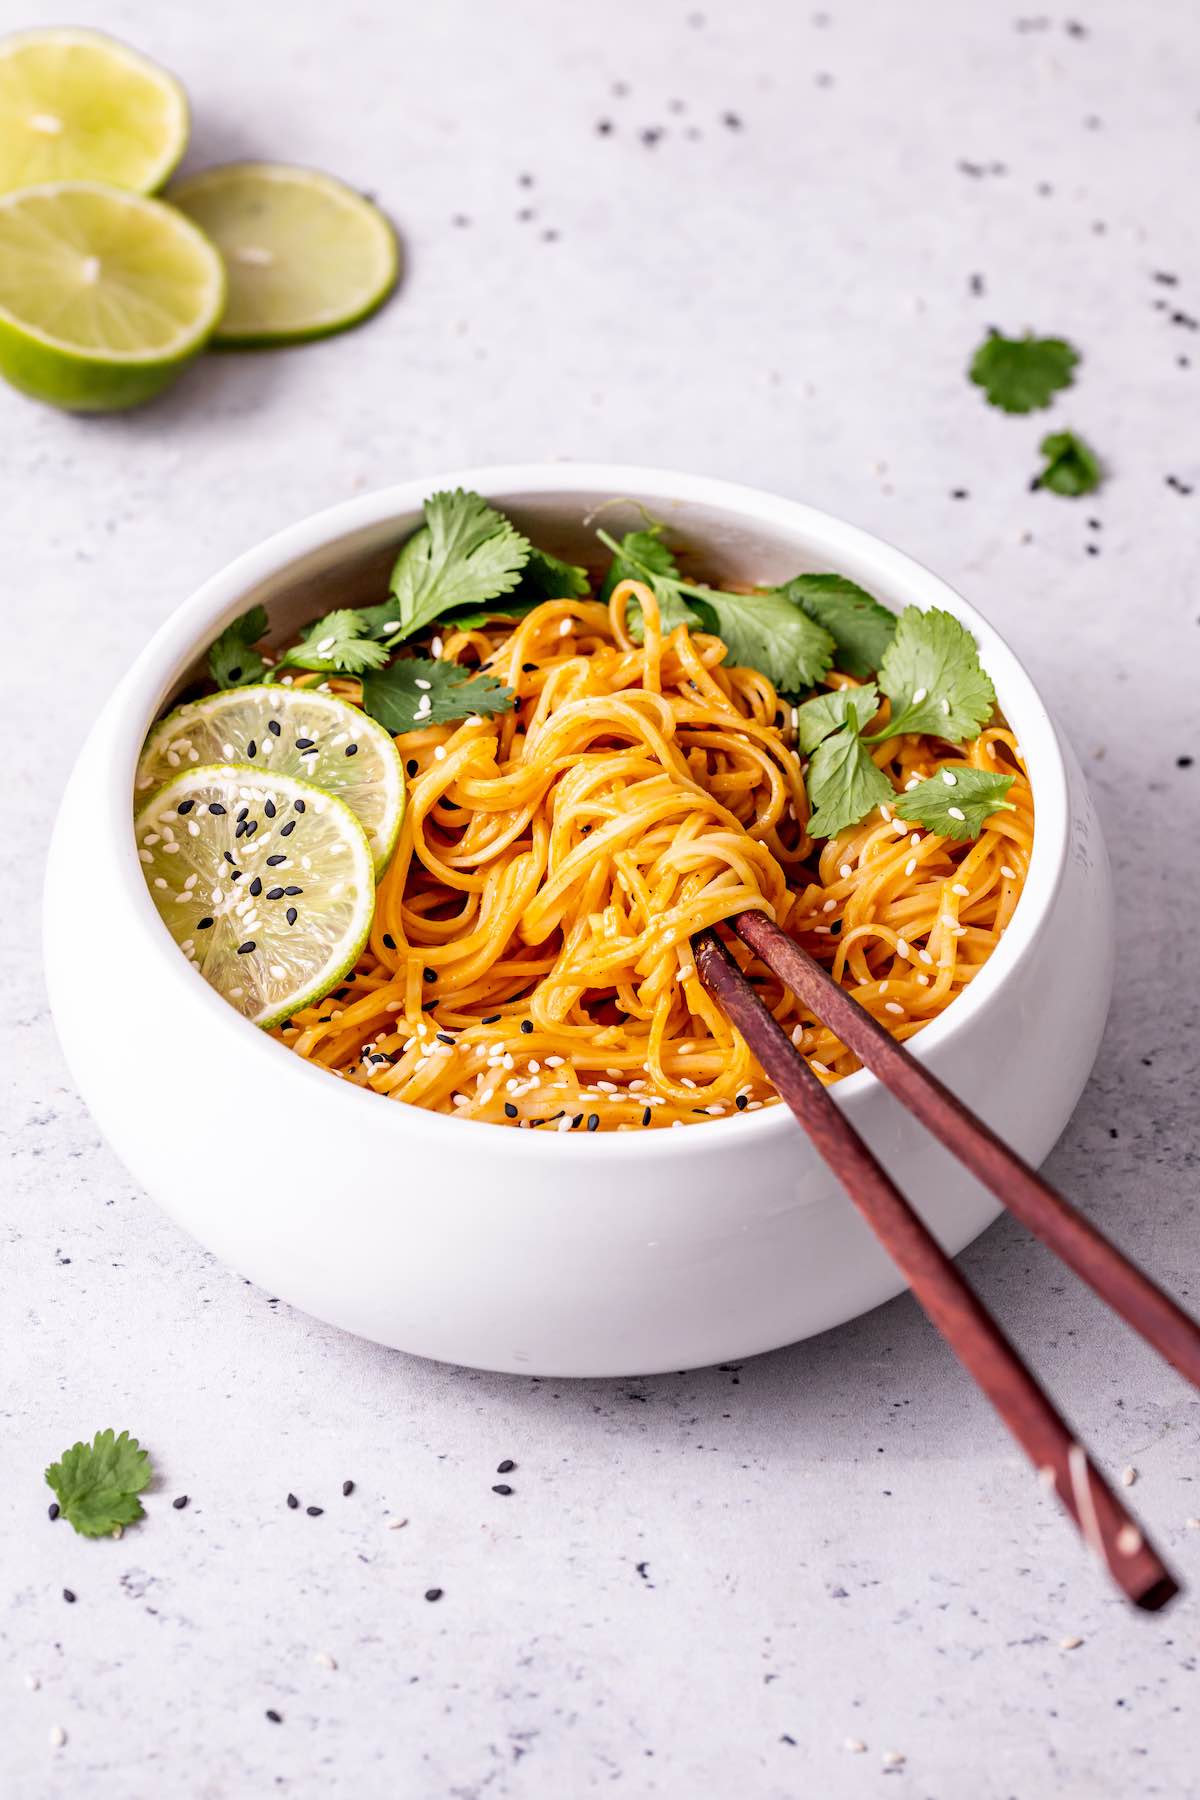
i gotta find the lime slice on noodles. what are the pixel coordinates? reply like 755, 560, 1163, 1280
0, 27, 189, 195
135, 765, 375, 1029
135, 686, 405, 874
0, 181, 224, 411
168, 162, 399, 346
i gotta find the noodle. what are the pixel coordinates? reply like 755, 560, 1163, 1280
276, 580, 1034, 1129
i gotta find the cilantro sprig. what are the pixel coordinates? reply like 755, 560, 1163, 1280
895, 767, 1016, 840
596, 525, 836, 691
276, 609, 390, 676
385, 489, 531, 640
209, 606, 269, 690
969, 330, 1079, 414
360, 657, 514, 733
795, 608, 998, 841
1032, 430, 1102, 497
46, 1430, 152, 1538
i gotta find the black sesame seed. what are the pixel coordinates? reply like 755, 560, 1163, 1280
504, 1102, 519, 1119
286, 1493, 298, 1510
481, 1014, 501, 1025
295, 738, 314, 750
735, 1093, 748, 1111
382, 933, 396, 950
345, 743, 359, 757
247, 740, 257, 758
1178, 754, 1194, 768
223, 850, 236, 865
249, 876, 263, 897
63, 1588, 76, 1603
48, 1502, 60, 1521
497, 1458, 516, 1474
265, 1709, 283, 1724
424, 967, 437, 982
268, 719, 282, 736
522, 662, 538, 673
208, 803, 226, 815
237, 807, 248, 822
237, 941, 256, 955
266, 854, 286, 866
406, 759, 419, 776
266, 887, 284, 900
492, 1483, 514, 1496
596, 117, 613, 134
226, 666, 242, 683
587, 1113, 600, 1132
294, 798, 306, 812
264, 799, 276, 818
177, 799, 195, 815
197, 916, 214, 930
306, 1505, 323, 1517
572, 1113, 583, 1128
642, 1106, 652, 1126
342, 1480, 354, 1497
284, 884, 302, 895
424, 1587, 443, 1602
520, 1019, 534, 1035
172, 1495, 189, 1510
280, 820, 296, 836
436, 1031, 455, 1046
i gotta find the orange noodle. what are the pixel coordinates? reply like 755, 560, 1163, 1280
277, 580, 1033, 1129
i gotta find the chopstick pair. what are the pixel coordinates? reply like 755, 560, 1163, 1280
693, 911, 1200, 1612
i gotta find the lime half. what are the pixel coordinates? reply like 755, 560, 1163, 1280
0, 181, 225, 411
169, 162, 399, 346
0, 27, 188, 195
136, 686, 405, 874
135, 765, 375, 1028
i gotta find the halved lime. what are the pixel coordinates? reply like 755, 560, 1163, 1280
135, 686, 405, 874
0, 181, 225, 411
168, 162, 399, 346
135, 765, 375, 1028
0, 27, 189, 195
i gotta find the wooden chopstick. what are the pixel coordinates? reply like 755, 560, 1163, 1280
692, 927, 1179, 1611
734, 910, 1200, 1394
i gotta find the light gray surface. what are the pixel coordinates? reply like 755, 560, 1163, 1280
3, 1, 1199, 1794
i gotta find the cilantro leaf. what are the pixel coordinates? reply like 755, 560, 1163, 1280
870, 607, 995, 743
520, 546, 590, 600
696, 590, 835, 691
45, 1430, 152, 1538
360, 657, 515, 733
388, 490, 530, 639
208, 606, 269, 690
794, 682, 880, 753
278, 609, 390, 676
1032, 430, 1102, 497
779, 574, 896, 680
596, 526, 702, 634
805, 714, 894, 840
894, 767, 1016, 840
969, 330, 1079, 414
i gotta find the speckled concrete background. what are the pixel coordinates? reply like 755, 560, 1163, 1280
3, 0, 1199, 1794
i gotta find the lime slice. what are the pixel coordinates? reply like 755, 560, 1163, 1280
136, 686, 405, 874
168, 162, 399, 346
0, 180, 224, 411
135, 765, 375, 1029
0, 27, 188, 195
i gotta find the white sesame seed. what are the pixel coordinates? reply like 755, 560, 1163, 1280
1001, 864, 1017, 880
882, 1751, 906, 1767
940, 697, 951, 714
879, 803, 892, 821
559, 618, 573, 636
822, 899, 837, 913
415, 678, 431, 690
947, 806, 966, 821
385, 1517, 408, 1530
431, 637, 443, 657
1121, 1465, 1137, 1488
839, 863, 853, 880
49, 1726, 67, 1749
941, 769, 957, 786
1059, 1635, 1083, 1651
952, 882, 969, 898
843, 1737, 867, 1753
433, 745, 447, 761
24, 1673, 40, 1691
896, 939, 910, 959
884, 1001, 905, 1016
911, 687, 927, 705
904, 857, 917, 877
1186, 1517, 1200, 1530
940, 912, 958, 930
916, 973, 930, 986
314, 1650, 338, 1670
811, 1059, 830, 1075
918, 948, 934, 965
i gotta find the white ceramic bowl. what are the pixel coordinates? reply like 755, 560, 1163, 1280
44, 466, 1114, 1376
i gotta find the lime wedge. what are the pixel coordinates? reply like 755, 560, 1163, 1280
0, 180, 224, 411
0, 27, 188, 195
136, 686, 405, 874
168, 162, 399, 346
135, 765, 375, 1028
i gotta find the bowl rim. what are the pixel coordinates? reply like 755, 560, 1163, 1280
99, 461, 1066, 1160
